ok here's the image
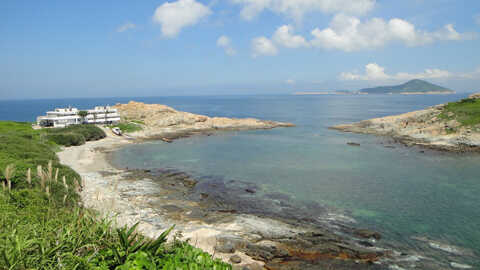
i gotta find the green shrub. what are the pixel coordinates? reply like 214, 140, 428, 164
46, 124, 106, 141
45, 133, 86, 146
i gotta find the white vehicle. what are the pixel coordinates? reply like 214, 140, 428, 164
112, 127, 122, 136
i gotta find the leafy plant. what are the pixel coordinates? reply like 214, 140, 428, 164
77, 110, 88, 123
0, 120, 232, 270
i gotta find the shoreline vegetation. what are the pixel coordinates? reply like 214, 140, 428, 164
331, 93, 480, 152
0, 102, 297, 269
0, 121, 231, 269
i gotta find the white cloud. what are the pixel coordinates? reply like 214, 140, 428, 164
153, 0, 211, 38
251, 15, 475, 56
273, 25, 310, 48
338, 63, 480, 82
217, 35, 237, 55
231, 0, 375, 22
117, 22, 136, 33
252, 36, 278, 57
251, 25, 308, 56
310, 14, 475, 52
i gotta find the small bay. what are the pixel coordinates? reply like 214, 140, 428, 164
3, 94, 479, 266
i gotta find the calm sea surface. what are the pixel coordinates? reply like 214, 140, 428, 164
2, 94, 479, 263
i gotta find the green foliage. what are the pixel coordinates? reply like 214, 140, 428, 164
45, 133, 86, 146
112, 122, 143, 133
0, 122, 80, 190
78, 110, 89, 118
0, 189, 232, 269
439, 98, 480, 127
0, 121, 232, 269
46, 124, 106, 142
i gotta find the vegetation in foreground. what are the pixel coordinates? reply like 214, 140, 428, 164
0, 121, 231, 269
439, 97, 480, 130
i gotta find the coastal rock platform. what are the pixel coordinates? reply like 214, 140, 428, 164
113, 101, 295, 141
331, 93, 480, 152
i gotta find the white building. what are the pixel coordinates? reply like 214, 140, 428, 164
37, 106, 121, 128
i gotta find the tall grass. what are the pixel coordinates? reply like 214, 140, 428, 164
0, 121, 232, 269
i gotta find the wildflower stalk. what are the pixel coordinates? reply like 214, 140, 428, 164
48, 161, 53, 180
27, 168, 31, 185
63, 176, 68, 190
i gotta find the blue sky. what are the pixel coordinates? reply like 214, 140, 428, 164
1, 0, 480, 99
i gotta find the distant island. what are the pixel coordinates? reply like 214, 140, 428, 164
294, 79, 455, 95
359, 79, 455, 94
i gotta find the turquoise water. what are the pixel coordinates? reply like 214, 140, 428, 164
2, 95, 477, 263
109, 94, 480, 263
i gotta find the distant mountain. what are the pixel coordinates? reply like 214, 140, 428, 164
359, 79, 454, 94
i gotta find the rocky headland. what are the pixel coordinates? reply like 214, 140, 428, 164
113, 101, 294, 141
331, 93, 480, 152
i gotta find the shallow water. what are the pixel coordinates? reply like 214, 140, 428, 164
108, 94, 480, 265
2, 94, 479, 265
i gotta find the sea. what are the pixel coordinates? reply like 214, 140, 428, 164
1, 94, 479, 266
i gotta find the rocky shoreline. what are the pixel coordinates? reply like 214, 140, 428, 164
330, 94, 480, 152
113, 101, 295, 141
58, 135, 477, 269
56, 101, 476, 269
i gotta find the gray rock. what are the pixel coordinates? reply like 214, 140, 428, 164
215, 242, 235, 253
230, 255, 242, 264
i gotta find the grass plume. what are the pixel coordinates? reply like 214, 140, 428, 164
3, 164, 15, 191
26, 168, 31, 185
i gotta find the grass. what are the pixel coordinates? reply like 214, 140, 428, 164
439, 98, 480, 128
0, 121, 232, 269
111, 122, 143, 133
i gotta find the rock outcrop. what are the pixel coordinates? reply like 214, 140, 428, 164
331, 94, 480, 152
114, 101, 294, 140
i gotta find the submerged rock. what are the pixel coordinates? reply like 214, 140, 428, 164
355, 229, 382, 240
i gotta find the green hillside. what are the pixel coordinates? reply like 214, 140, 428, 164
360, 79, 454, 94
